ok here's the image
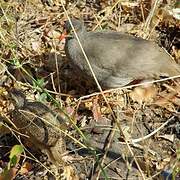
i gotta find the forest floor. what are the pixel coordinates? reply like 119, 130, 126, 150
0, 0, 180, 179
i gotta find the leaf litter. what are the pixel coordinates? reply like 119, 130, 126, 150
0, 0, 179, 179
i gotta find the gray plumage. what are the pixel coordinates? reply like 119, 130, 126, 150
64, 19, 180, 88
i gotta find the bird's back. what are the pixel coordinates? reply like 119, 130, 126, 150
66, 30, 180, 87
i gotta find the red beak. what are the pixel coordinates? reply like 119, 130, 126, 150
59, 30, 67, 41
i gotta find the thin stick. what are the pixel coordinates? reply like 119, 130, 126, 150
118, 116, 176, 144
60, 2, 146, 179
79, 75, 180, 100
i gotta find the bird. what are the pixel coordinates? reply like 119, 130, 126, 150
62, 19, 180, 88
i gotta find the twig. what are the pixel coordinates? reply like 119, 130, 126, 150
60, 3, 146, 179
118, 116, 176, 144
79, 75, 180, 100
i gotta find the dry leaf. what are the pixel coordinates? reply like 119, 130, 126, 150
19, 162, 32, 175
0, 167, 17, 180
92, 97, 102, 121
154, 87, 180, 111
31, 41, 41, 53
47, 30, 61, 39
122, 126, 131, 141
62, 165, 79, 180
157, 134, 175, 142
130, 85, 157, 104
156, 157, 171, 170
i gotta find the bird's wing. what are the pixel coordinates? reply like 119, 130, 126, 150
83, 32, 159, 74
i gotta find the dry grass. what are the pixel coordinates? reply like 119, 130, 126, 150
0, 0, 179, 179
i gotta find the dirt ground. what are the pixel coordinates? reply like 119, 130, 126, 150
0, 0, 179, 179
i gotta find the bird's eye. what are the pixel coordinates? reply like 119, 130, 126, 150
70, 28, 78, 34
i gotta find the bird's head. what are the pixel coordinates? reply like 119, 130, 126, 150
60, 19, 85, 40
